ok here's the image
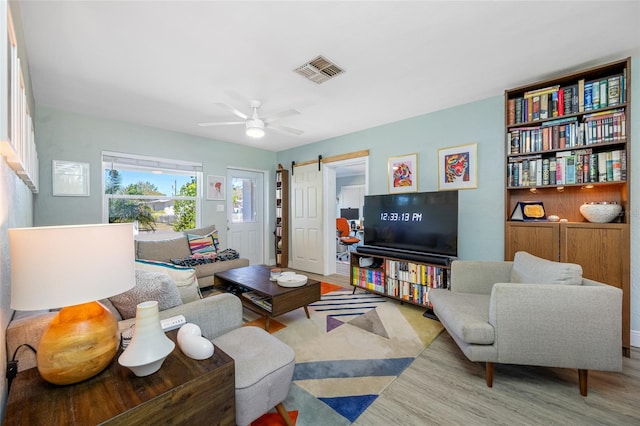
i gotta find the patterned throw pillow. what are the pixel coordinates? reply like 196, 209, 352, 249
109, 269, 183, 320
186, 230, 219, 255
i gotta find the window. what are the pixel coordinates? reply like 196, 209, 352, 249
231, 176, 256, 223
102, 152, 202, 238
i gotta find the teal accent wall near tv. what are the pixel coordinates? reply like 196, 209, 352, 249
276, 95, 505, 262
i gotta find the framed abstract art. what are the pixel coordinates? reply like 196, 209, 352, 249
438, 143, 477, 190
388, 153, 417, 193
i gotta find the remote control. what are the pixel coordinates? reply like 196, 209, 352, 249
161, 315, 186, 331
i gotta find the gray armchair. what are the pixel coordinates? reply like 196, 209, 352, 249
429, 251, 622, 396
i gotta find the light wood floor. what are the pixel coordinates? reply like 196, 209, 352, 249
303, 270, 640, 425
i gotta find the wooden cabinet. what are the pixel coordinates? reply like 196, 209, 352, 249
504, 58, 631, 356
3, 331, 235, 425
275, 168, 289, 268
350, 251, 450, 308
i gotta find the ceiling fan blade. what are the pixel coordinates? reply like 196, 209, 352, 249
263, 109, 300, 123
197, 121, 245, 127
269, 124, 304, 136
213, 102, 248, 120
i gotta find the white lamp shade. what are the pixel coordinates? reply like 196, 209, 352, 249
9, 223, 136, 310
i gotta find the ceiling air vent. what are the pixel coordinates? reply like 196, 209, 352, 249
294, 55, 344, 84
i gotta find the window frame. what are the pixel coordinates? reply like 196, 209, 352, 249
101, 151, 203, 232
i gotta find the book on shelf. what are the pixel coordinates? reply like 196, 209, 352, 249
578, 79, 585, 112
599, 79, 608, 108
565, 155, 576, 184
608, 75, 621, 106
597, 152, 608, 182
508, 99, 516, 125
589, 153, 599, 183
611, 150, 622, 182
584, 81, 593, 111
591, 79, 600, 109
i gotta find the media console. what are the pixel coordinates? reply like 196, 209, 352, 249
350, 249, 452, 309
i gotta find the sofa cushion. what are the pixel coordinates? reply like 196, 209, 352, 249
136, 236, 191, 263
110, 269, 183, 319
429, 289, 494, 345
135, 259, 201, 303
510, 251, 582, 286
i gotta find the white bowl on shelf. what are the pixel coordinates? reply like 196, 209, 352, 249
579, 203, 622, 223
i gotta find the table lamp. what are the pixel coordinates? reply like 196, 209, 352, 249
9, 223, 136, 385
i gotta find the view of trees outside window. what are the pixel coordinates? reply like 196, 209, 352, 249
105, 167, 198, 234
231, 177, 256, 223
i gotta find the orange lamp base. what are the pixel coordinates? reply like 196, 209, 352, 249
37, 301, 119, 385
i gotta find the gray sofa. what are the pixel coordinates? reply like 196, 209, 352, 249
429, 251, 622, 396
135, 225, 249, 289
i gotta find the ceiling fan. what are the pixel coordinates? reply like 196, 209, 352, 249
198, 100, 304, 138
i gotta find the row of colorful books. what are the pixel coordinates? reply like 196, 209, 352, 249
352, 267, 385, 293
384, 259, 447, 287
507, 71, 627, 125
385, 279, 434, 306
508, 149, 626, 187
508, 109, 626, 155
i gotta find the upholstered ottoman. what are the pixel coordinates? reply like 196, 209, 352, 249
212, 326, 295, 426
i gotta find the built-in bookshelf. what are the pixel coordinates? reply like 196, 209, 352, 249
274, 168, 289, 268
350, 251, 450, 308
504, 57, 631, 356
506, 59, 629, 196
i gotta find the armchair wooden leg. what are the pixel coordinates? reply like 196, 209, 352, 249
578, 369, 588, 396
486, 362, 494, 388
275, 402, 294, 426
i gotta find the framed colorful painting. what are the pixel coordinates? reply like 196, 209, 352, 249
438, 143, 477, 190
388, 153, 418, 193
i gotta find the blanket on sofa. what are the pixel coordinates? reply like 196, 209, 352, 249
171, 248, 241, 267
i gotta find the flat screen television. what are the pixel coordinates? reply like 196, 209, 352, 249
362, 191, 458, 259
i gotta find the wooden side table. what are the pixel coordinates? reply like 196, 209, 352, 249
3, 331, 235, 425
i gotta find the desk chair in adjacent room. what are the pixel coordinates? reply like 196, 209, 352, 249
336, 217, 360, 261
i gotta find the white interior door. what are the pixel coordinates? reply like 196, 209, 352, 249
226, 169, 264, 265
291, 163, 324, 274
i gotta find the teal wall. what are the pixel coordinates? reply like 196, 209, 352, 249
34, 106, 277, 248
277, 95, 505, 261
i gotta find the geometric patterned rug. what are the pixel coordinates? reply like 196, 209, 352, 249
247, 283, 444, 425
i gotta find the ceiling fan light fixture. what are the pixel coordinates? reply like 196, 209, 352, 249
246, 119, 265, 138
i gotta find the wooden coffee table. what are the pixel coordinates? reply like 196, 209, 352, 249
216, 265, 321, 330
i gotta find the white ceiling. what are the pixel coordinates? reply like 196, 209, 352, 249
18, 1, 640, 152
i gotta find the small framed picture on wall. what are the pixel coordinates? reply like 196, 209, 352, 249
388, 153, 418, 193
207, 175, 226, 200
52, 160, 90, 196
438, 143, 478, 190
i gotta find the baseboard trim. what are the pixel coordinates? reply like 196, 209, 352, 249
631, 329, 640, 348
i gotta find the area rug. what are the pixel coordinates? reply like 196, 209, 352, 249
247, 283, 444, 425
